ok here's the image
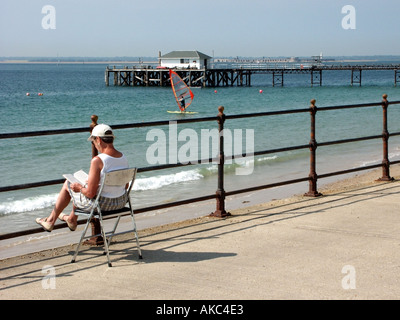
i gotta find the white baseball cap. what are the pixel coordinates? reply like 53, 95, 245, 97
88, 124, 115, 141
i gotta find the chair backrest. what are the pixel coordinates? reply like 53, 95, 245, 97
99, 168, 137, 196
104, 167, 137, 186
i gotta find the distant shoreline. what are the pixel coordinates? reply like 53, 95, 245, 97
336, 59, 377, 63
0, 59, 390, 66
0, 60, 158, 65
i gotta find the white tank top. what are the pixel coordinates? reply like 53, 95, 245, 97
97, 153, 129, 198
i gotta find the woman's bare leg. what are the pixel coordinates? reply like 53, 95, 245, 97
41, 181, 72, 227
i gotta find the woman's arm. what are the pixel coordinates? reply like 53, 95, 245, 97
70, 156, 103, 198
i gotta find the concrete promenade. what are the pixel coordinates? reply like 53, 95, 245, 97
1, 170, 400, 300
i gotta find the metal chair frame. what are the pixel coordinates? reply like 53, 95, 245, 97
71, 167, 142, 267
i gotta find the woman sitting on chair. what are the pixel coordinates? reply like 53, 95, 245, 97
36, 124, 129, 232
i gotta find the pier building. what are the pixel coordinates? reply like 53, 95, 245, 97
159, 51, 212, 69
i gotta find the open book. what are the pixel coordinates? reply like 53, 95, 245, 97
63, 170, 88, 186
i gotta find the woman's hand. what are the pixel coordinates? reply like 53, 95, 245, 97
71, 183, 82, 193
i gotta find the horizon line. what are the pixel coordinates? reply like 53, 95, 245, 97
1, 54, 400, 60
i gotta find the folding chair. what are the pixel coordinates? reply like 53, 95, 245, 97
71, 167, 142, 267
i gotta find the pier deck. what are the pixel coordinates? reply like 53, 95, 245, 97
105, 64, 400, 87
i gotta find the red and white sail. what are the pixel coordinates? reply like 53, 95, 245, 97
169, 69, 194, 111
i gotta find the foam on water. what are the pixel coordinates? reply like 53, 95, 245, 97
0, 194, 58, 216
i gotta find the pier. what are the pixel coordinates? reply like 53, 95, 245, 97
105, 64, 400, 87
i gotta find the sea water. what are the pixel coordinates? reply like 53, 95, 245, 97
1, 62, 400, 234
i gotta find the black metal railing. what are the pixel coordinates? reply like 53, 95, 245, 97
1, 94, 399, 241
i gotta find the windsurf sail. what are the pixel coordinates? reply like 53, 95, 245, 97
169, 69, 194, 111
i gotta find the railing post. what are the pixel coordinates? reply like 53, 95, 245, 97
210, 106, 231, 217
305, 99, 322, 197
85, 115, 104, 246
378, 94, 393, 181
105, 66, 109, 86
90, 115, 98, 158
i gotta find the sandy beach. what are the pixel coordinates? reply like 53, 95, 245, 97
1, 164, 400, 300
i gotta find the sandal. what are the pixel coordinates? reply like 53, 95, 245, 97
35, 217, 54, 232
58, 213, 77, 231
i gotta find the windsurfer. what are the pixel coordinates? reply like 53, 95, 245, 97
178, 94, 186, 111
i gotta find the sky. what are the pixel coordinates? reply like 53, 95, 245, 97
1, 0, 400, 58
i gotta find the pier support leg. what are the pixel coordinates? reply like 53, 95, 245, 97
272, 72, 283, 87
311, 70, 322, 87
113, 71, 117, 86
105, 67, 109, 86
351, 69, 362, 86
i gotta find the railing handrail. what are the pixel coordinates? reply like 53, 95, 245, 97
1, 95, 399, 240
2, 100, 400, 140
